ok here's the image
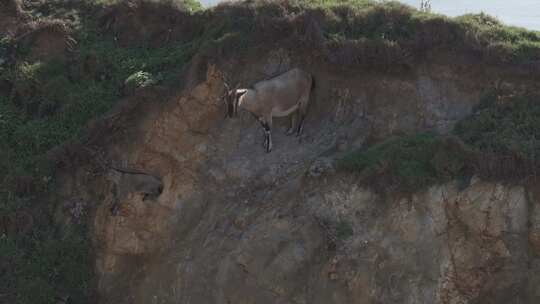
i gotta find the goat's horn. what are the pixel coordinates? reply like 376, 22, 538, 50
221, 74, 231, 91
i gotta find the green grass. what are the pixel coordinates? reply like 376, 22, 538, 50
339, 133, 468, 192
0, 2, 203, 302
339, 92, 540, 191
77, 30, 198, 85
209, 0, 540, 64
454, 92, 540, 162
0, 213, 94, 304
2, 0, 540, 301
0, 15, 200, 180
124, 71, 159, 93
88, 0, 202, 11
456, 13, 540, 62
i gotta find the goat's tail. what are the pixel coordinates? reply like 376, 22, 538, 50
310, 74, 316, 93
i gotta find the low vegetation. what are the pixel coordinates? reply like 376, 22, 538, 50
339, 133, 468, 193
1, 1, 200, 303
454, 91, 540, 180
0, 205, 93, 304
205, 0, 540, 66
455, 92, 540, 160
339, 91, 540, 191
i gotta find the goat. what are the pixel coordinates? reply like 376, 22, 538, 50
223, 68, 314, 152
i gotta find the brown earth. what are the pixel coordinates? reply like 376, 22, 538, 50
97, 0, 202, 47
20, 21, 75, 61
50, 47, 540, 303
6, 1, 540, 303
0, 0, 25, 37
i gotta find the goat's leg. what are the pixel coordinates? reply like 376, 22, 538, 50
262, 115, 273, 152
296, 95, 310, 136
296, 113, 307, 136
110, 201, 120, 216
258, 118, 268, 149
286, 110, 298, 135
258, 117, 272, 152
265, 116, 273, 152
267, 127, 273, 152
110, 185, 120, 216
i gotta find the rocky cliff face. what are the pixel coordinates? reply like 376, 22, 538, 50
55, 50, 540, 303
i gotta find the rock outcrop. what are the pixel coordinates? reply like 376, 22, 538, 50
55, 50, 540, 303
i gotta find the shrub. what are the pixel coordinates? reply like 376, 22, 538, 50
456, 13, 540, 62
124, 71, 159, 94
455, 92, 540, 159
93, 0, 202, 11
340, 92, 540, 193
339, 133, 468, 193
172, 0, 203, 12
0, 206, 94, 304
454, 92, 540, 180
0, 1, 205, 297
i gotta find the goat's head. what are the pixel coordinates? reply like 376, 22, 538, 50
222, 80, 246, 118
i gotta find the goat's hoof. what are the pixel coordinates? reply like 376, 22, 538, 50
110, 205, 119, 216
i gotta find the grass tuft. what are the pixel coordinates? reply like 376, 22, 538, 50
339, 133, 468, 193
454, 92, 540, 158
454, 92, 540, 180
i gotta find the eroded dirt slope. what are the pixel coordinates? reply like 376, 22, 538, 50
4, 1, 540, 303
52, 49, 540, 303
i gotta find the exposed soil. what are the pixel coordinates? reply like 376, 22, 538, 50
4, 1, 540, 303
